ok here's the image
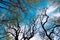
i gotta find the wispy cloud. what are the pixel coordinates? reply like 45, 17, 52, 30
53, 13, 60, 17
47, 6, 58, 14
46, 2, 59, 15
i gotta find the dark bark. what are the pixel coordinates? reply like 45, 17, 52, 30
42, 25, 52, 40
15, 36, 18, 40
46, 34, 52, 40
15, 30, 19, 40
40, 10, 52, 40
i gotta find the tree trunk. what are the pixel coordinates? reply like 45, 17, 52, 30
27, 39, 29, 40
15, 36, 18, 40
15, 32, 18, 40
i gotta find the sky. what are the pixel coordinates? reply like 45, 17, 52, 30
0, 0, 49, 24
0, 0, 60, 40
20, 0, 48, 24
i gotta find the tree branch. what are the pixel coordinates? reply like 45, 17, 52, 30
49, 25, 60, 36
7, 32, 15, 37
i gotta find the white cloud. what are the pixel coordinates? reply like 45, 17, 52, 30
36, 3, 59, 16
30, 33, 43, 40
47, 5, 58, 14
42, 17, 47, 23
46, 2, 59, 14
53, 13, 60, 17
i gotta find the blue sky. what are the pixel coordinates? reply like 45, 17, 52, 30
0, 0, 60, 40
20, 0, 48, 24
0, 0, 49, 24
0, 0, 48, 39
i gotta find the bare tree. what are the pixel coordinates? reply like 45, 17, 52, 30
0, 0, 60, 40
20, 17, 38, 40
0, 0, 39, 40
0, 17, 21, 40
38, 8, 60, 40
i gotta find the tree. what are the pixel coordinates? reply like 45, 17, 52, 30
0, 18, 20, 40
0, 0, 40, 40
0, 0, 60, 40
20, 17, 38, 40
0, 14, 38, 40
37, 8, 60, 40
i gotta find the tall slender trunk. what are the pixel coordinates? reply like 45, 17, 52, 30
27, 39, 29, 40
15, 36, 18, 40
15, 31, 18, 40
